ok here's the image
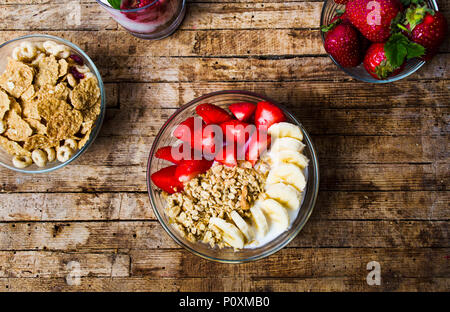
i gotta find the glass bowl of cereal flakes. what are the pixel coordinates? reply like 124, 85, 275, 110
147, 90, 319, 263
0, 34, 105, 173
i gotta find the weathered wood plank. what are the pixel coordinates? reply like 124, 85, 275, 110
1, 191, 448, 222
0, 29, 325, 56
0, 251, 130, 278
103, 83, 119, 108
96, 54, 450, 82
0, 8, 447, 55
0, 162, 446, 192
0, 248, 447, 282
1, 276, 448, 292
98, 107, 448, 138
1, 1, 448, 33
0, 162, 447, 192
0, 31, 446, 82
0, 220, 447, 250
320, 163, 447, 191
115, 81, 450, 110
129, 248, 450, 278
74, 135, 447, 167
0, 2, 323, 30
315, 191, 450, 220
0, 165, 148, 193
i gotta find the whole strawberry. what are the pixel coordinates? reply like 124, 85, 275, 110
404, 6, 448, 60
121, 0, 153, 9
322, 22, 361, 67
346, 0, 403, 42
331, 10, 351, 25
334, 0, 350, 4
363, 43, 405, 79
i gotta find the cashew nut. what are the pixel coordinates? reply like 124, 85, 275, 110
82, 72, 96, 81
74, 64, 90, 74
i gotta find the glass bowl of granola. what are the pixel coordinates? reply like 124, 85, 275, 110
0, 34, 105, 173
147, 90, 319, 263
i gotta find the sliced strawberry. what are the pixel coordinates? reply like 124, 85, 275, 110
254, 101, 286, 130
155, 144, 194, 164
151, 165, 184, 194
155, 146, 178, 164
195, 124, 222, 155
220, 120, 253, 145
173, 117, 204, 141
196, 103, 233, 125
245, 129, 271, 166
215, 144, 239, 167
175, 159, 214, 183
228, 102, 257, 122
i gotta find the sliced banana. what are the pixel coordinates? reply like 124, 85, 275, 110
270, 149, 309, 169
250, 205, 269, 238
266, 182, 301, 210
268, 122, 303, 141
230, 211, 253, 241
270, 137, 305, 154
209, 217, 244, 249
259, 199, 290, 231
266, 163, 307, 192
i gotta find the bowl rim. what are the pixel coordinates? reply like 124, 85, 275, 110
319, 0, 439, 83
146, 90, 320, 263
0, 34, 106, 174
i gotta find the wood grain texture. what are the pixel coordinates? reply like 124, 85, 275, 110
0, 0, 449, 292
0, 220, 447, 251
1, 276, 448, 292
0, 162, 447, 193
96, 54, 450, 82
1, 190, 448, 222
0, 248, 448, 292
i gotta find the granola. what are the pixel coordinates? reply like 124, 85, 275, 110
164, 163, 266, 248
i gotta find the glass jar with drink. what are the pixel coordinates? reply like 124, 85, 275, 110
96, 0, 186, 40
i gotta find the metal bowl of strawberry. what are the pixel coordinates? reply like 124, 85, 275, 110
320, 0, 446, 83
146, 91, 319, 263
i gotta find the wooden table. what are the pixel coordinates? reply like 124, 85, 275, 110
0, 0, 448, 292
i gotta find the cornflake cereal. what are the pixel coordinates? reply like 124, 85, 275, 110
0, 40, 102, 169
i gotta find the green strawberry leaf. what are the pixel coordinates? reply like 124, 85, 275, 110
390, 11, 406, 34
384, 33, 425, 68
400, 0, 425, 6
405, 4, 435, 31
406, 41, 426, 59
384, 34, 409, 68
108, 0, 122, 9
375, 60, 397, 79
335, 9, 345, 16
397, 24, 409, 32
321, 18, 341, 33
